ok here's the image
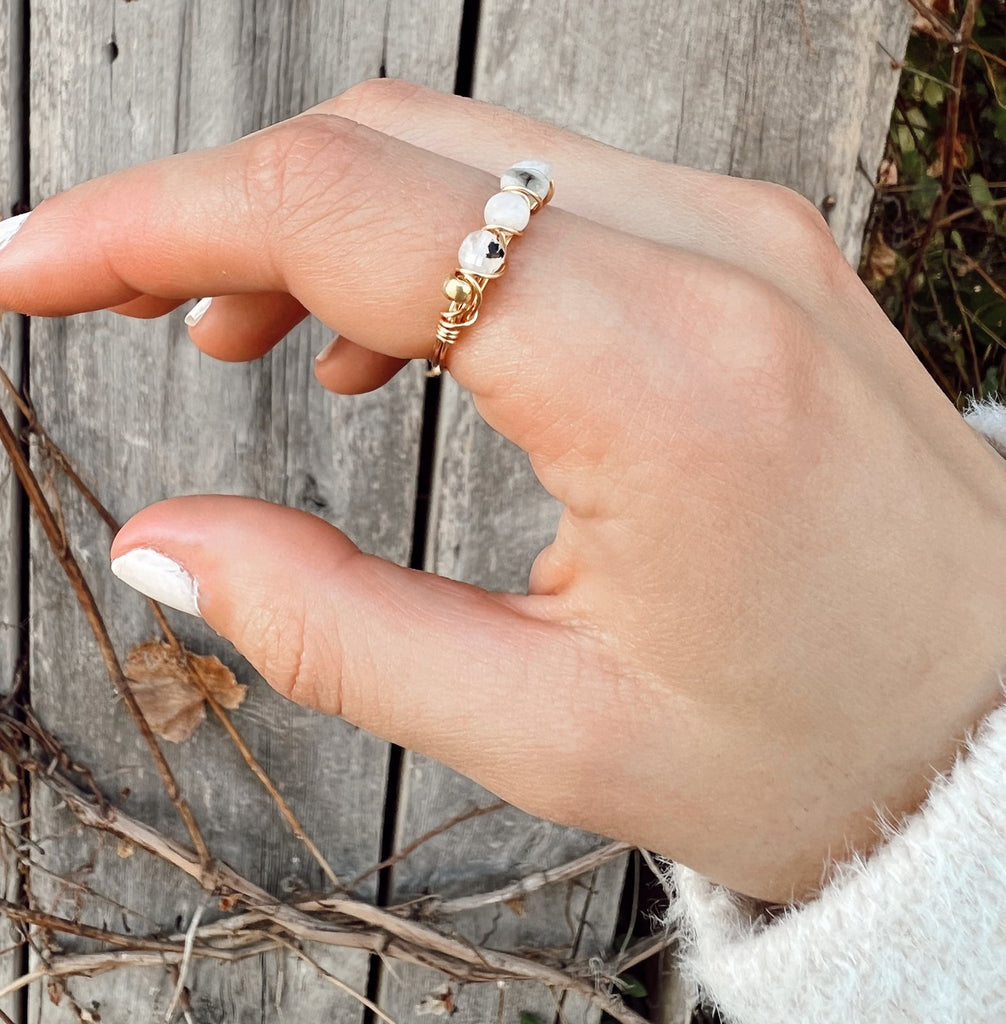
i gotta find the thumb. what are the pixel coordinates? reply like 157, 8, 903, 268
109, 495, 580, 790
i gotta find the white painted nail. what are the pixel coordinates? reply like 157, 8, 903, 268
111, 549, 202, 617
315, 336, 340, 364
0, 212, 30, 254
184, 296, 212, 328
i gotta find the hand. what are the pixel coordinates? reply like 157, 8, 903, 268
4, 80, 1006, 903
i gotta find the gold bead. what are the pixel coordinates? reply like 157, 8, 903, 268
443, 276, 473, 304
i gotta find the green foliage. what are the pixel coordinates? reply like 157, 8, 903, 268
519, 1013, 545, 1024
615, 973, 647, 998
861, 5, 1006, 404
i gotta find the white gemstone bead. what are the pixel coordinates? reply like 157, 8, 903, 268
458, 229, 506, 274
500, 159, 553, 200
484, 190, 531, 231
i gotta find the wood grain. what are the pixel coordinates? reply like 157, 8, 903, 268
0, 0, 26, 1018
411, 2, 913, 1021
473, 0, 911, 263
21, 1, 454, 1020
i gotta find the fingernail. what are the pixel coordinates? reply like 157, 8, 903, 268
111, 548, 201, 617
0, 212, 30, 254
315, 335, 340, 364
184, 296, 212, 328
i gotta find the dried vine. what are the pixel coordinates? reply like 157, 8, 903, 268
0, 372, 665, 1022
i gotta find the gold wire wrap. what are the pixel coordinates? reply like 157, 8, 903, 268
427, 175, 554, 378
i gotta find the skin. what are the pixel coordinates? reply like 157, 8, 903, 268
4, 80, 1006, 903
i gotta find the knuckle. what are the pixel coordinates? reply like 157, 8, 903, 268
239, 114, 371, 235
240, 597, 343, 716
752, 181, 847, 284
704, 268, 820, 426
758, 182, 832, 242
332, 77, 423, 122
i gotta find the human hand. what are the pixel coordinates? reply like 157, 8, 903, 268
4, 80, 1006, 903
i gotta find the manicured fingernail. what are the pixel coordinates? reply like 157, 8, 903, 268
0, 212, 30, 254
184, 297, 212, 327
315, 335, 340, 364
111, 548, 201, 617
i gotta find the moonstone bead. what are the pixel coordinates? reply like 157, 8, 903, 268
484, 190, 531, 231
458, 229, 506, 275
500, 159, 553, 200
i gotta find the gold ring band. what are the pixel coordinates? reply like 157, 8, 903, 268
427, 160, 555, 378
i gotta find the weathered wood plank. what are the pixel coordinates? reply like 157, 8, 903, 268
406, 1, 913, 1020
22, 2, 454, 1020
474, 0, 910, 263
0, 1, 26, 1017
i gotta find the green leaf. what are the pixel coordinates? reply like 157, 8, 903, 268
901, 147, 924, 182
616, 974, 647, 998
906, 105, 930, 129
970, 173, 995, 207
923, 78, 944, 108
969, 173, 1001, 230
951, 230, 965, 251
907, 175, 941, 218
519, 1014, 545, 1024
990, 105, 1006, 148
982, 301, 1006, 332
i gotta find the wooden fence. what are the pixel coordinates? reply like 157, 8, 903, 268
0, 1, 911, 1021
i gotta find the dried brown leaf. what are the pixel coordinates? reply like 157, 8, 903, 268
927, 132, 970, 177
861, 228, 899, 287
878, 158, 898, 188
124, 640, 246, 743
912, 0, 955, 35
47, 979, 64, 1006
416, 986, 456, 1017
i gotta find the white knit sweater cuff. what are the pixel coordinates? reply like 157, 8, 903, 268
668, 401, 1006, 1024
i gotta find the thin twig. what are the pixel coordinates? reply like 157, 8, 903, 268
178, 647, 342, 891
640, 850, 674, 902
164, 899, 208, 1023
24, 761, 650, 1024
903, 0, 961, 42
0, 400, 211, 868
0, 944, 281, 1002
274, 936, 397, 1024
956, 254, 1006, 303
348, 800, 507, 891
617, 850, 641, 959
902, 0, 981, 339
926, 196, 1006, 232
941, 253, 983, 392
0, 901, 187, 954
0, 369, 342, 891
424, 841, 631, 917
609, 933, 676, 976
0, 365, 119, 536
971, 40, 1006, 71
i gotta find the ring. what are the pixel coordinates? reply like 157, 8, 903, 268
427, 160, 555, 378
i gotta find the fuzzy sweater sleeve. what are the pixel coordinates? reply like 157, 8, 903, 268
667, 402, 1006, 1024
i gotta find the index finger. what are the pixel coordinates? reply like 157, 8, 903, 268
0, 112, 691, 467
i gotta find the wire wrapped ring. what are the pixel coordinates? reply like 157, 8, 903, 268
427, 160, 555, 378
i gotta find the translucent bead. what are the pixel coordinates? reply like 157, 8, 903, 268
458, 229, 506, 275
500, 159, 553, 201
484, 190, 531, 231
